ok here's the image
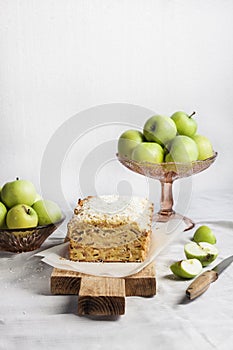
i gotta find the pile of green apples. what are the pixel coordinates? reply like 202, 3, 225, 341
118, 111, 214, 163
0, 178, 62, 229
170, 225, 218, 279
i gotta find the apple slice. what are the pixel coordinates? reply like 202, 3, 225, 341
184, 242, 218, 266
170, 259, 202, 279
193, 225, 216, 244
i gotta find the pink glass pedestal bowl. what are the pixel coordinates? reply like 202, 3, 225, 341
117, 152, 217, 231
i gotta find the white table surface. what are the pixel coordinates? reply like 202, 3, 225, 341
1, 189, 233, 350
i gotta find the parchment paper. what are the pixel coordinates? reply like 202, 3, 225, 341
35, 219, 186, 277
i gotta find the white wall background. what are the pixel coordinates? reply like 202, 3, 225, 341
0, 0, 233, 209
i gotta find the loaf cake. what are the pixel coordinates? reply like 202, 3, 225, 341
66, 195, 154, 262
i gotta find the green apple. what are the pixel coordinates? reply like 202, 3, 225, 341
131, 142, 164, 163
192, 134, 214, 160
32, 199, 62, 226
165, 135, 199, 163
1, 178, 37, 208
193, 225, 216, 244
0, 202, 7, 228
184, 242, 218, 267
143, 115, 177, 146
6, 204, 38, 229
118, 130, 145, 158
170, 258, 202, 279
33, 193, 42, 203
164, 153, 174, 163
171, 111, 197, 137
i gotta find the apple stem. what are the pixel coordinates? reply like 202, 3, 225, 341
22, 205, 30, 215
189, 111, 196, 118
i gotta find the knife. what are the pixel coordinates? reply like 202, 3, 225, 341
186, 255, 233, 300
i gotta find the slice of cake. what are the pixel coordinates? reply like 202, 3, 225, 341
66, 195, 154, 262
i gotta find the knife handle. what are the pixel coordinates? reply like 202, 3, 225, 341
186, 270, 218, 300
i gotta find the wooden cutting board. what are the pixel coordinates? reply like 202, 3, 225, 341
51, 262, 156, 316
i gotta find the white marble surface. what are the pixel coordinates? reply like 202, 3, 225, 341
1, 190, 233, 350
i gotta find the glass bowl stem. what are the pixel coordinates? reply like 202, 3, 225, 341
159, 180, 174, 216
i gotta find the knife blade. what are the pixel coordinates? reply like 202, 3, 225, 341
186, 255, 233, 300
